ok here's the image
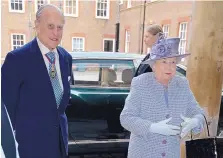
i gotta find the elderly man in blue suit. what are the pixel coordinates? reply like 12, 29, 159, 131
2, 4, 72, 158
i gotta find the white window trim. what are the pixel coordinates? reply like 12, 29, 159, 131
103, 38, 115, 52
11, 33, 26, 51
178, 22, 188, 55
127, 0, 131, 8
162, 24, 170, 38
72, 37, 85, 52
9, 0, 25, 13
119, 0, 123, 5
95, 0, 110, 20
35, 0, 50, 14
125, 30, 130, 53
64, 0, 79, 17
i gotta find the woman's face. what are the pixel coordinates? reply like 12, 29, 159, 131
152, 57, 177, 85
144, 32, 159, 48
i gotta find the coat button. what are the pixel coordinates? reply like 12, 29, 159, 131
162, 140, 167, 144
165, 114, 170, 119
161, 152, 166, 157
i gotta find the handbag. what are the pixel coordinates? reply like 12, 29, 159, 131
185, 114, 223, 158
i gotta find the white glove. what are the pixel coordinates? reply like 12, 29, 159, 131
180, 115, 199, 138
150, 118, 181, 136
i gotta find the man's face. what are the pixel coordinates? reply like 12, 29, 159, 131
35, 8, 64, 50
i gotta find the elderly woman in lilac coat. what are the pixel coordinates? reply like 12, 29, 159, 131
120, 37, 205, 158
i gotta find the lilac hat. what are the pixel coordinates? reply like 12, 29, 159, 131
142, 37, 190, 65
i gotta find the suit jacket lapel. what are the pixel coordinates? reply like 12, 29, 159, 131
29, 38, 53, 87
57, 47, 66, 92
30, 38, 61, 107
57, 47, 69, 108
30, 39, 69, 109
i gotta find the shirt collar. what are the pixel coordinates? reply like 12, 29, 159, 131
36, 37, 58, 58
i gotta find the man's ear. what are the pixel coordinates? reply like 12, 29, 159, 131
34, 19, 39, 30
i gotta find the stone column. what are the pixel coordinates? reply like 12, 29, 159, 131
181, 1, 223, 158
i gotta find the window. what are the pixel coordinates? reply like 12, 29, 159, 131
103, 39, 115, 52
162, 25, 169, 38
127, 0, 131, 8
11, 34, 25, 50
119, 0, 123, 5
72, 37, 85, 52
35, 0, 49, 13
9, 0, 25, 13
125, 30, 130, 53
64, 0, 78, 17
178, 22, 187, 55
71, 59, 135, 88
96, 0, 110, 19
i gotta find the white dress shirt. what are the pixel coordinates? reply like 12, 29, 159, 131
1, 146, 5, 158
36, 38, 64, 91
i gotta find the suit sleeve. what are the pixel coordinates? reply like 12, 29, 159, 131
120, 77, 152, 138
184, 79, 206, 134
1, 52, 23, 129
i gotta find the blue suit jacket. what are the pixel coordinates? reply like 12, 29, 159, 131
2, 38, 72, 158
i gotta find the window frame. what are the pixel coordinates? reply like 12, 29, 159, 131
72, 37, 85, 52
127, 0, 131, 8
35, 0, 50, 14
124, 30, 130, 53
103, 38, 115, 52
178, 22, 188, 55
95, 0, 110, 20
162, 24, 170, 38
64, 0, 79, 17
11, 33, 26, 50
9, 0, 25, 13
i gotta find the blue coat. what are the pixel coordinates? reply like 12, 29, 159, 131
134, 53, 152, 77
120, 72, 205, 158
1, 38, 72, 158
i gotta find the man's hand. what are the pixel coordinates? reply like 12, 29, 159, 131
150, 118, 181, 136
180, 115, 199, 138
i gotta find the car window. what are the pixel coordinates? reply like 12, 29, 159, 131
71, 59, 135, 88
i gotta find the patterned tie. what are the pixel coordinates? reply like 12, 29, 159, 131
45, 52, 63, 108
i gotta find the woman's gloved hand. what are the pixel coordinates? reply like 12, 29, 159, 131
150, 117, 181, 136
180, 115, 199, 138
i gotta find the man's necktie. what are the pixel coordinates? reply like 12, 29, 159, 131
45, 52, 63, 108
1, 101, 17, 158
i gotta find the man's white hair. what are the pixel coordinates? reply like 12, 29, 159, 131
36, 4, 64, 21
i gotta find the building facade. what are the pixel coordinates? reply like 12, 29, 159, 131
119, 1, 193, 56
1, 0, 193, 65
